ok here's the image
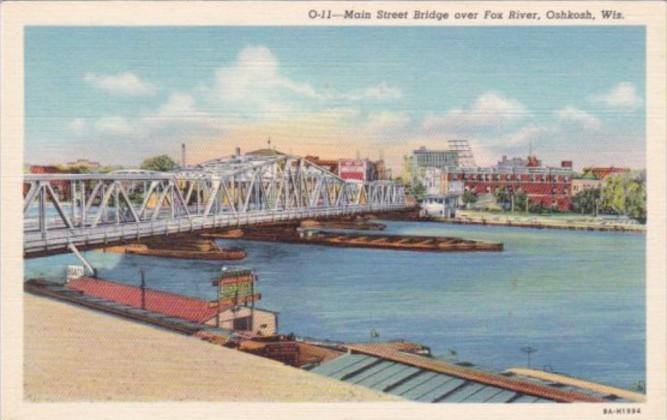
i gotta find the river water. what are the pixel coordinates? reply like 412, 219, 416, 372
24, 221, 645, 390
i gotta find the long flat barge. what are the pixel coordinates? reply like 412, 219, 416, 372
300, 219, 386, 231
102, 237, 246, 260
203, 226, 503, 252
24, 278, 229, 336
103, 243, 246, 260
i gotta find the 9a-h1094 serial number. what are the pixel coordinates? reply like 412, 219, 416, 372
603, 407, 641, 415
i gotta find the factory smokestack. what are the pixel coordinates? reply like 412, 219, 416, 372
235, 147, 241, 157
181, 144, 186, 167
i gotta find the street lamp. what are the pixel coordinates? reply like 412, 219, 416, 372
520, 346, 537, 368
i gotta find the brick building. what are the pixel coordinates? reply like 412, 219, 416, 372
27, 165, 70, 199
443, 157, 574, 211
306, 156, 389, 182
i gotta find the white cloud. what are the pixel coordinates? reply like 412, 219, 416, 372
422, 92, 528, 133
206, 45, 401, 116
84, 72, 157, 96
496, 125, 553, 147
362, 111, 410, 134
555, 106, 602, 130
142, 93, 225, 136
68, 118, 87, 135
89, 93, 225, 145
591, 82, 642, 110
94, 116, 134, 136
344, 82, 403, 101
153, 93, 199, 118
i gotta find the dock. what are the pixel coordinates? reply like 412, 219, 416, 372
24, 278, 644, 404
311, 342, 645, 403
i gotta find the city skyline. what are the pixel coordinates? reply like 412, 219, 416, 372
25, 26, 645, 171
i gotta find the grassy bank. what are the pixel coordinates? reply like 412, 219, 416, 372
24, 294, 399, 402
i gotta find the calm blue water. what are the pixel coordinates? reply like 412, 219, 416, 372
25, 221, 645, 390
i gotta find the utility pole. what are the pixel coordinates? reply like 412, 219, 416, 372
140, 270, 146, 310
216, 278, 221, 328
521, 346, 537, 368
250, 272, 256, 333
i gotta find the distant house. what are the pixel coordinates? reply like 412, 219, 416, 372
27, 165, 69, 199
571, 171, 602, 195
66, 159, 101, 170
305, 155, 339, 174
582, 167, 630, 180
420, 194, 459, 218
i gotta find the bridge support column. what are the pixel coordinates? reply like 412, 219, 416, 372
67, 242, 97, 278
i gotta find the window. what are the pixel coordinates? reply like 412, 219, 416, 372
233, 316, 252, 331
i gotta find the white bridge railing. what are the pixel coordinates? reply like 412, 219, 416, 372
23, 154, 409, 255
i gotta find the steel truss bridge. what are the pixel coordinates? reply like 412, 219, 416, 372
24, 153, 409, 257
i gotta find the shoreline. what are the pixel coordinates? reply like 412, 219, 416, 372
427, 212, 645, 233
23, 293, 398, 402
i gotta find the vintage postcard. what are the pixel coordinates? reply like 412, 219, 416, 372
1, 1, 665, 419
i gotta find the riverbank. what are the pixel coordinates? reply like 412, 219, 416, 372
23, 294, 398, 402
442, 210, 645, 233
24, 220, 646, 390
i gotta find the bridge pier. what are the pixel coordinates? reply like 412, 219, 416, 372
67, 242, 97, 278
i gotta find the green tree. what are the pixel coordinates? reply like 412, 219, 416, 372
140, 155, 179, 172
462, 190, 478, 209
601, 171, 646, 222
494, 188, 511, 210
527, 201, 546, 214
59, 164, 91, 174
411, 181, 426, 202
572, 188, 601, 215
513, 190, 528, 212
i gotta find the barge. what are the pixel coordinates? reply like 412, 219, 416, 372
300, 218, 386, 231
103, 238, 246, 260
203, 226, 503, 252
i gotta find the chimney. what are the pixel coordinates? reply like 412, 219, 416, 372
181, 144, 186, 167
235, 147, 241, 157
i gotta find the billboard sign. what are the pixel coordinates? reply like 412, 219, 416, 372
210, 267, 260, 306
338, 159, 366, 181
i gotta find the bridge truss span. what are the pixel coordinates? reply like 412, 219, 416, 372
23, 154, 409, 256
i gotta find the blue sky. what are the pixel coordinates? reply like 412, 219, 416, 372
25, 26, 645, 170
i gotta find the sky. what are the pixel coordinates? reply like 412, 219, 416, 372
25, 26, 646, 172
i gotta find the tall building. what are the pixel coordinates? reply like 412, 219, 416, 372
404, 146, 459, 186
447, 139, 476, 168
412, 146, 459, 169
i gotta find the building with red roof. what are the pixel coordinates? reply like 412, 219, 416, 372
67, 277, 277, 334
